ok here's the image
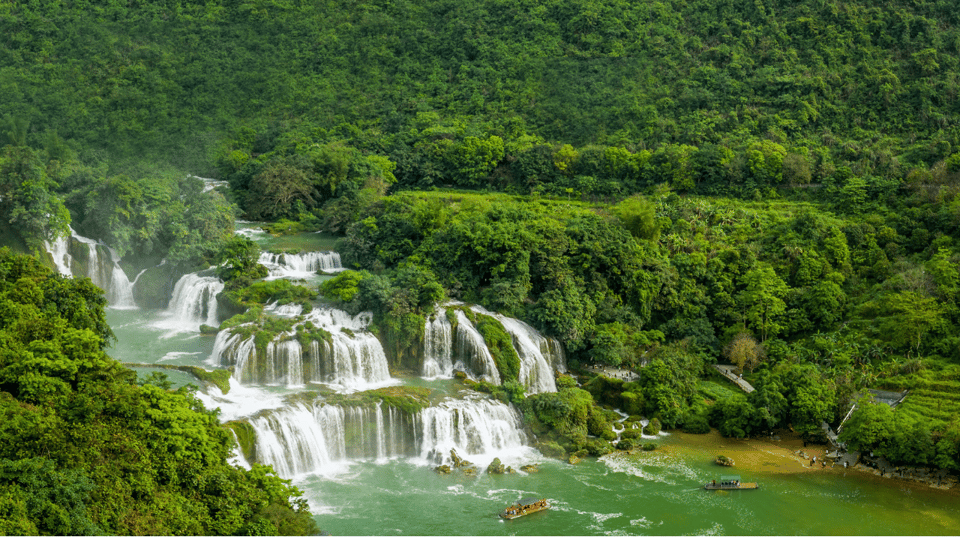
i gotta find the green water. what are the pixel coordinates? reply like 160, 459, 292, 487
106, 227, 960, 535
295, 445, 960, 536
236, 222, 340, 252
105, 306, 960, 536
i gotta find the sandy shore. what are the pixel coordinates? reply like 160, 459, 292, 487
659, 429, 954, 488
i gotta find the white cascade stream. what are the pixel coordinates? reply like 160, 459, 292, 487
211, 307, 392, 389
155, 272, 224, 333
258, 251, 345, 279
244, 396, 524, 478
45, 228, 137, 308
470, 305, 567, 394
420, 304, 565, 393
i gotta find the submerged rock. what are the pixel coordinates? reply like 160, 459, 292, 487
520, 464, 539, 473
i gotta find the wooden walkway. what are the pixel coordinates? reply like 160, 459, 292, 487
713, 364, 754, 393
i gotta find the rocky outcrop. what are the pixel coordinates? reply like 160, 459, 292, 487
486, 457, 515, 474
437, 449, 479, 476
716, 455, 735, 466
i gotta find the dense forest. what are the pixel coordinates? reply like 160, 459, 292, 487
2, 0, 960, 532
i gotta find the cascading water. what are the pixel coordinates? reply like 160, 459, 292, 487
212, 307, 392, 389
45, 228, 137, 308
155, 272, 223, 333
417, 396, 527, 464
452, 310, 502, 385
259, 251, 345, 279
422, 311, 454, 379
243, 396, 524, 478
471, 305, 567, 394
421, 304, 564, 393
313, 332, 392, 389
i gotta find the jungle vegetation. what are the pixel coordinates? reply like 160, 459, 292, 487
1, 0, 960, 514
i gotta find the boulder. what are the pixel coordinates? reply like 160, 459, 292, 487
716, 455, 735, 466
487, 458, 506, 474
520, 464, 539, 473
450, 449, 471, 469
435, 464, 452, 474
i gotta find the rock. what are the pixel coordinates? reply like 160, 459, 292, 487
568, 455, 581, 465
520, 464, 539, 473
487, 457, 506, 474
462, 466, 478, 477
450, 449, 471, 469
435, 464, 452, 474
716, 455, 735, 466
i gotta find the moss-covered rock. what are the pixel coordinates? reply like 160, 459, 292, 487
133, 265, 180, 309
126, 364, 232, 394
322, 386, 432, 415
224, 420, 257, 464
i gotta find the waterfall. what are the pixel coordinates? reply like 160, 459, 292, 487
312, 332, 392, 389
245, 397, 524, 477
213, 308, 392, 389
420, 305, 564, 393
417, 397, 527, 464
471, 306, 567, 394
44, 228, 137, 308
156, 272, 223, 333
422, 311, 454, 379
258, 251, 345, 279
453, 310, 501, 385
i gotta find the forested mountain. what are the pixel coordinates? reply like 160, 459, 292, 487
2, 0, 958, 170
1, 0, 960, 530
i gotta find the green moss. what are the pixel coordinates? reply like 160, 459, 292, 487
223, 420, 257, 463
221, 306, 264, 330
254, 330, 275, 356
459, 308, 520, 383
322, 386, 432, 415
125, 364, 232, 394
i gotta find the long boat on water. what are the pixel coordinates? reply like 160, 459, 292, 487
704, 475, 759, 490
499, 498, 549, 519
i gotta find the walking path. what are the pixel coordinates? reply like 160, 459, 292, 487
583, 365, 640, 382
713, 364, 754, 393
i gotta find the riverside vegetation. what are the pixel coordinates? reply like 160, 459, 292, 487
2, 0, 960, 533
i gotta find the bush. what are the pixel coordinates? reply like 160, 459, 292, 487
616, 438, 636, 451
644, 418, 662, 436
585, 438, 613, 456
642, 443, 657, 451
682, 414, 711, 434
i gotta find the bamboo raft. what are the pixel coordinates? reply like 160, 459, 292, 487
704, 475, 759, 490
499, 497, 549, 519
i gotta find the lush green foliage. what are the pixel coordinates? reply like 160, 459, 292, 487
0, 249, 317, 535
4, 0, 960, 479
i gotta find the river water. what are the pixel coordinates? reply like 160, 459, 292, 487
95, 225, 959, 536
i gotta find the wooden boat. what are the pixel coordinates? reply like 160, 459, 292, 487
704, 475, 759, 490
499, 497, 549, 519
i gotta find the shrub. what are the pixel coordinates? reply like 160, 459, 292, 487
682, 414, 711, 434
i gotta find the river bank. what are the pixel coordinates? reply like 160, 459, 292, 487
648, 429, 960, 495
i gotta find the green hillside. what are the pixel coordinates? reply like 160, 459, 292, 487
1, 0, 960, 510
1, 0, 958, 171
